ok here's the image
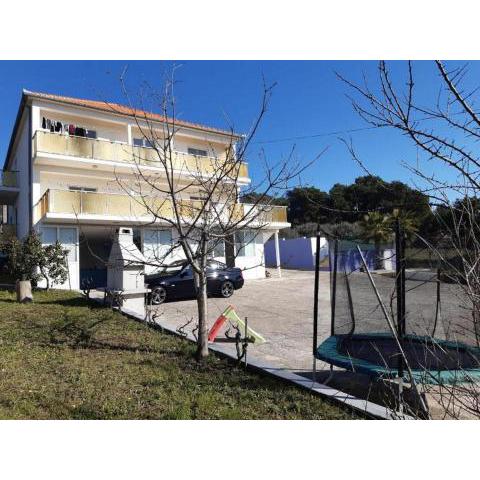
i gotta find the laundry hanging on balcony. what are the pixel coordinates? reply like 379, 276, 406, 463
42, 117, 64, 133
42, 117, 93, 138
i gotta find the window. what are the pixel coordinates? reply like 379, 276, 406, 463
209, 239, 225, 258
189, 195, 208, 201
40, 226, 77, 261
133, 138, 153, 148
59, 227, 77, 261
68, 186, 97, 193
144, 229, 172, 246
143, 229, 173, 264
40, 226, 57, 246
180, 265, 193, 277
235, 230, 256, 257
133, 228, 142, 251
188, 147, 208, 157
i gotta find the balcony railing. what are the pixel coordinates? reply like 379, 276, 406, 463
0, 171, 18, 188
35, 190, 288, 225
33, 130, 249, 178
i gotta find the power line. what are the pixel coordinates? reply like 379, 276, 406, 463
252, 108, 480, 146
252, 125, 378, 145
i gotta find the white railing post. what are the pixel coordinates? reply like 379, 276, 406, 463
274, 230, 282, 278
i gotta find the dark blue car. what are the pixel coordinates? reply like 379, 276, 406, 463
146, 259, 244, 305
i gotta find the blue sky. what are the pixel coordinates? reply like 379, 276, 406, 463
0, 60, 477, 195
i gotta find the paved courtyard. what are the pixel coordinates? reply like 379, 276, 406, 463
154, 268, 471, 373
154, 269, 329, 372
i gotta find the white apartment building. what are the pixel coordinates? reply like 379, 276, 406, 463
0, 90, 289, 289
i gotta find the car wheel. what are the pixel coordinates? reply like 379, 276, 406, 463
151, 286, 167, 305
220, 280, 235, 298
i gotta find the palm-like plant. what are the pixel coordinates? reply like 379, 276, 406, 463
391, 208, 419, 243
360, 211, 393, 269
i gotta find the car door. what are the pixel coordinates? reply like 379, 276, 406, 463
205, 260, 223, 293
174, 265, 195, 298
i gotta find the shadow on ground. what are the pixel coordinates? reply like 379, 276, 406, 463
296, 369, 428, 418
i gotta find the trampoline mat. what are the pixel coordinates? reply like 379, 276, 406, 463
338, 335, 480, 371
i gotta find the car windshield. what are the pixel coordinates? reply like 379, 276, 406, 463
152, 259, 226, 276
207, 260, 226, 270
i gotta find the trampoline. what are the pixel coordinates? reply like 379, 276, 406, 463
313, 221, 480, 387
317, 333, 480, 384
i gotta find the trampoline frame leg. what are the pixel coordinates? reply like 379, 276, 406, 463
312, 359, 334, 386
324, 364, 334, 385
398, 376, 404, 417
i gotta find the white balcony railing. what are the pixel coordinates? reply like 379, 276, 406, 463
34, 189, 288, 225
33, 130, 249, 178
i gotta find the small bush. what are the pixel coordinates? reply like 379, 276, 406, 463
3, 231, 68, 288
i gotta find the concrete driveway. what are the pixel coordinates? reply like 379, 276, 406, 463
154, 269, 330, 371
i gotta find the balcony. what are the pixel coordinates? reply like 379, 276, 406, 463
1, 171, 17, 188
33, 130, 249, 179
34, 189, 288, 226
0, 171, 19, 203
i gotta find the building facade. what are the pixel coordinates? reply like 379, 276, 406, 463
0, 90, 289, 289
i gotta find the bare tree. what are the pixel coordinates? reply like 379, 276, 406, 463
106, 69, 319, 360
338, 60, 480, 418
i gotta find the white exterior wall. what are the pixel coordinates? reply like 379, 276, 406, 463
174, 133, 227, 158
382, 248, 395, 271
39, 108, 128, 143
36, 167, 132, 202
13, 110, 31, 239
34, 100, 129, 143
143, 228, 269, 280
3, 94, 284, 291
234, 239, 266, 279
143, 227, 176, 275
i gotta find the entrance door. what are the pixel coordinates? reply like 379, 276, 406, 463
59, 227, 79, 289
40, 225, 79, 289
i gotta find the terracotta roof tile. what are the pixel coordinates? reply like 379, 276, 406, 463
24, 90, 241, 138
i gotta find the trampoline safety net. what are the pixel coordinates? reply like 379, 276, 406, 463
326, 238, 480, 377
330, 239, 477, 346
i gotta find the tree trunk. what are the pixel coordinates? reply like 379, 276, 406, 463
42, 269, 50, 290
194, 269, 209, 359
16, 280, 33, 303
225, 234, 236, 268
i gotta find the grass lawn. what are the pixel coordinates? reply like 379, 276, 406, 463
0, 289, 357, 419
